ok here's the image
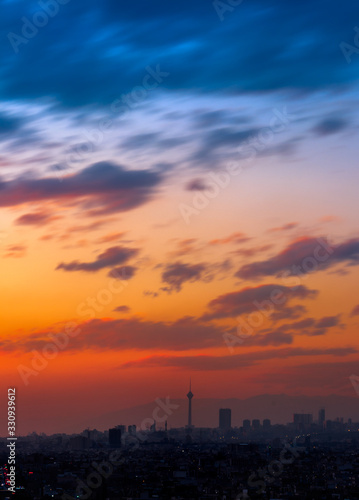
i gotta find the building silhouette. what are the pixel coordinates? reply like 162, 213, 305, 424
187, 379, 194, 427
109, 427, 122, 447
252, 419, 260, 430
219, 408, 232, 430
318, 408, 325, 426
263, 418, 271, 430
293, 413, 313, 425
243, 419, 250, 431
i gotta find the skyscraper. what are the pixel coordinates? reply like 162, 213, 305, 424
219, 408, 231, 430
109, 427, 122, 447
318, 408, 325, 425
187, 379, 194, 427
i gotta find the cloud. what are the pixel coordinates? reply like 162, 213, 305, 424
108, 265, 138, 280
161, 262, 207, 292
272, 315, 342, 338
1, 0, 358, 111
313, 117, 350, 136
268, 222, 298, 233
143, 290, 159, 298
4, 316, 225, 352
185, 178, 211, 191
113, 305, 131, 313
238, 314, 342, 347
0, 112, 23, 136
270, 304, 307, 322
209, 232, 250, 245
96, 232, 127, 244
235, 236, 359, 280
166, 239, 200, 258
56, 245, 138, 273
350, 305, 359, 316
243, 331, 294, 347
118, 347, 357, 371
14, 210, 60, 226
201, 284, 317, 321
3, 244, 27, 258
0, 162, 162, 215
315, 315, 341, 329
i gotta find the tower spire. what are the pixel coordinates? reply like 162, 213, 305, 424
187, 378, 194, 427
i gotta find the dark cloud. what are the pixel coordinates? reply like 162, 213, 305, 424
236, 236, 359, 280
0, 162, 162, 214
56, 245, 138, 273
0, 113, 22, 136
6, 316, 224, 352
315, 315, 341, 329
185, 178, 211, 191
118, 347, 357, 371
274, 315, 342, 337
108, 265, 138, 280
243, 331, 293, 347
161, 262, 207, 292
201, 284, 317, 321
190, 127, 259, 164
313, 117, 350, 136
270, 304, 307, 322
143, 290, 159, 298
2, 0, 357, 108
238, 314, 342, 346
350, 305, 359, 316
113, 305, 131, 313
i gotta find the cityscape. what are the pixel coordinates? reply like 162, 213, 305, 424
1, 385, 359, 498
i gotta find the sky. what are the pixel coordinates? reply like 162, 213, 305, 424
1, 0, 359, 435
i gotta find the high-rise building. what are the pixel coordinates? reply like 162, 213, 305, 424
252, 419, 260, 430
318, 408, 325, 425
219, 408, 231, 430
293, 413, 313, 431
109, 427, 122, 447
115, 425, 126, 433
243, 419, 251, 430
293, 413, 313, 425
187, 379, 194, 427
263, 419, 271, 430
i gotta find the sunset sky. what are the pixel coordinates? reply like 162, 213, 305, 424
1, 0, 359, 435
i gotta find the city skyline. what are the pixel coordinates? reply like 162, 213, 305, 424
1, 0, 359, 437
